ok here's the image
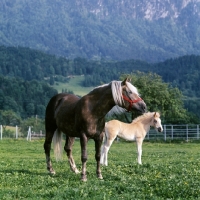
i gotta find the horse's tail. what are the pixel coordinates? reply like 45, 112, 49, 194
101, 124, 107, 154
100, 123, 109, 165
53, 129, 63, 161
102, 123, 108, 144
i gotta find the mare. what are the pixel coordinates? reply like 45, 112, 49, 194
100, 112, 163, 166
44, 78, 146, 181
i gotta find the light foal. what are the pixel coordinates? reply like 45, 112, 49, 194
100, 112, 163, 166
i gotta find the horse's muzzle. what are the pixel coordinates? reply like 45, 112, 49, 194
139, 102, 147, 113
158, 127, 163, 132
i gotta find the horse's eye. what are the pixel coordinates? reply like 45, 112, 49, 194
154, 119, 157, 123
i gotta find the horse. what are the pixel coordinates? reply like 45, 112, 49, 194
44, 78, 147, 181
100, 112, 163, 166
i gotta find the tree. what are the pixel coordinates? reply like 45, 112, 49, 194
120, 72, 198, 124
0, 110, 21, 129
20, 117, 45, 136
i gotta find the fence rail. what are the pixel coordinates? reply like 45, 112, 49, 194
146, 124, 200, 141
1, 124, 200, 141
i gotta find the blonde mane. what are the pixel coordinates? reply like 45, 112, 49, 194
132, 112, 160, 124
91, 80, 141, 116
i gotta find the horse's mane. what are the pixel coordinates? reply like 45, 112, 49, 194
91, 80, 140, 117
132, 112, 160, 124
111, 81, 124, 107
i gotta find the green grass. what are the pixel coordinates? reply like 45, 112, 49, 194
0, 139, 200, 199
53, 76, 93, 96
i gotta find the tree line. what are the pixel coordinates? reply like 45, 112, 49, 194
1, 46, 200, 97
0, 76, 57, 119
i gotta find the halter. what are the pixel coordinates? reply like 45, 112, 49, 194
122, 95, 143, 112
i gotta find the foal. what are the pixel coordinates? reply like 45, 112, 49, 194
100, 112, 163, 166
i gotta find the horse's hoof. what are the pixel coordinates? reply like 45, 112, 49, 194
74, 169, 80, 174
81, 175, 87, 182
47, 167, 56, 175
49, 170, 56, 175
98, 175, 103, 180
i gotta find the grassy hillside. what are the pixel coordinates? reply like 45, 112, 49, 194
53, 76, 94, 96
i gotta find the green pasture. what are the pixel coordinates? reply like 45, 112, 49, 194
0, 139, 200, 200
53, 76, 94, 96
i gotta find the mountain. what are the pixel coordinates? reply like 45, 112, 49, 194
0, 0, 200, 62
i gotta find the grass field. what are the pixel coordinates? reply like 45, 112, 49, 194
0, 139, 200, 199
53, 76, 94, 96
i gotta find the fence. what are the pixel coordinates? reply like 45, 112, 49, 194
0, 125, 45, 141
0, 124, 200, 141
146, 124, 200, 141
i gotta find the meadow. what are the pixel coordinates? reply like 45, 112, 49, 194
53, 76, 93, 96
0, 139, 200, 200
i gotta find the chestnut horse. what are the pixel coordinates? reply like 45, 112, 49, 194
100, 112, 163, 166
44, 78, 146, 181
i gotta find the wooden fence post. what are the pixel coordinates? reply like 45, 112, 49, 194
0, 125, 2, 140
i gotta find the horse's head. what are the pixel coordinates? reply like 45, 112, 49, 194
152, 112, 163, 132
121, 78, 147, 113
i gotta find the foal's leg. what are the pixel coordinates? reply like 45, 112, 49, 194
94, 132, 104, 179
100, 134, 106, 165
44, 130, 56, 174
64, 136, 79, 174
80, 133, 88, 181
104, 136, 116, 166
136, 138, 143, 164
100, 132, 116, 166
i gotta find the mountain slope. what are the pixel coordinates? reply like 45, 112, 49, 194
0, 0, 200, 62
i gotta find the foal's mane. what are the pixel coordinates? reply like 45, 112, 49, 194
132, 112, 160, 124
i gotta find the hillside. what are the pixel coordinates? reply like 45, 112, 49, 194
0, 0, 200, 62
0, 76, 57, 118
0, 46, 200, 118
0, 46, 200, 98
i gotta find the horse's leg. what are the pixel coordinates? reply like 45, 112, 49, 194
80, 133, 88, 181
64, 136, 79, 174
94, 132, 104, 179
136, 138, 143, 164
44, 129, 56, 174
100, 132, 116, 166
104, 137, 116, 166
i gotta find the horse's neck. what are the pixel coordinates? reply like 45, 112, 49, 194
134, 116, 152, 133
89, 86, 116, 116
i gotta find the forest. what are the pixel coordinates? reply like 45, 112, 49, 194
0, 46, 200, 97
0, 45, 200, 126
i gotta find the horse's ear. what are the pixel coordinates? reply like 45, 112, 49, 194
127, 77, 132, 82
121, 77, 128, 85
154, 112, 160, 117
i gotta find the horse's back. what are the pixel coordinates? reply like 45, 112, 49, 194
105, 119, 140, 141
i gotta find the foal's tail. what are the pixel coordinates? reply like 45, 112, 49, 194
53, 129, 63, 161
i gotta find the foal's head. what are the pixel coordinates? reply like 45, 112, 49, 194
151, 112, 163, 132
121, 78, 147, 113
